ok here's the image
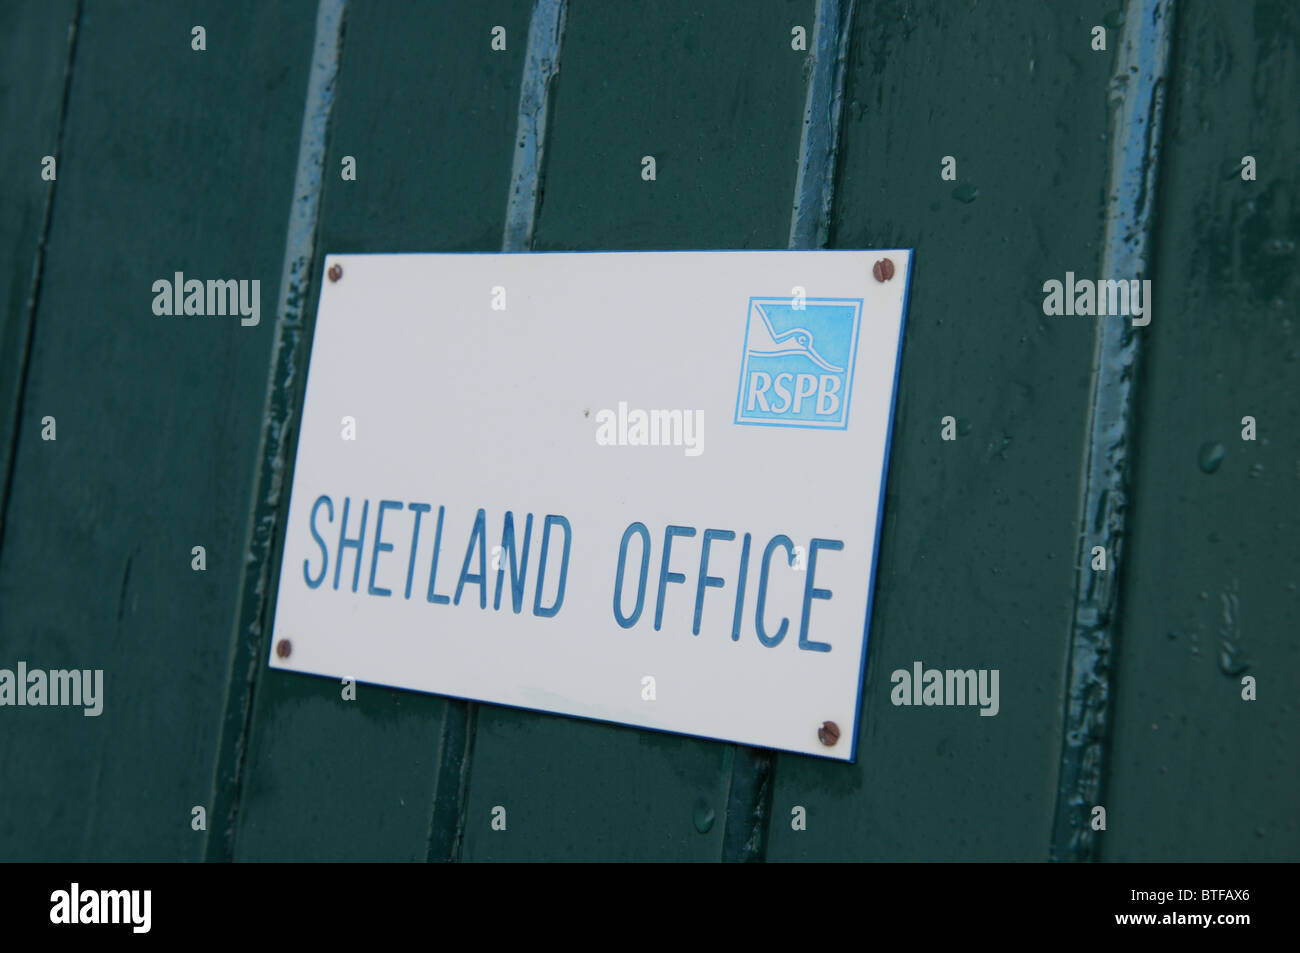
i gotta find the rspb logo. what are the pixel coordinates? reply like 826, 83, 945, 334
734, 297, 862, 429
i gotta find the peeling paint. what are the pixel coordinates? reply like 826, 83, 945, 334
1050, 0, 1176, 863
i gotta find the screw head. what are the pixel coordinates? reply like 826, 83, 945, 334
327, 263, 342, 283
817, 720, 840, 746
872, 258, 895, 282
276, 639, 292, 659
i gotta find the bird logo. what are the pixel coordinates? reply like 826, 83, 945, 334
745, 303, 844, 373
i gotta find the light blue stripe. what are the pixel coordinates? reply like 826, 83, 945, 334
275, 0, 347, 322
789, 0, 855, 249
1052, 0, 1176, 862
207, 0, 348, 861
503, 0, 568, 252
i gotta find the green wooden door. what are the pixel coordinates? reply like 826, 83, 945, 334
1, 0, 1294, 862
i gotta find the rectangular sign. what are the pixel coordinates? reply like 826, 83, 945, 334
269, 250, 912, 760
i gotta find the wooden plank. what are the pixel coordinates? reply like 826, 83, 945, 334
766, 0, 1118, 861
1101, 0, 1300, 861
461, 0, 816, 862
0, 2, 315, 860
229, 0, 536, 861
0, 0, 77, 549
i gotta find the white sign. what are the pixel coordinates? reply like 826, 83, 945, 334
270, 250, 912, 761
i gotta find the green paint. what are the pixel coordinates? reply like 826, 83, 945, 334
462, 0, 814, 862
767, 0, 1117, 862
1101, 0, 1300, 861
230, 0, 535, 862
0, 0, 1293, 863
0, 2, 315, 861
0, 0, 77, 548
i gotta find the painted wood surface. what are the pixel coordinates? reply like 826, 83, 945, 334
0, 0, 1294, 862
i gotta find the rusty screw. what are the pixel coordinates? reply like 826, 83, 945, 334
872, 258, 895, 282
327, 263, 342, 283
276, 639, 292, 659
817, 720, 840, 746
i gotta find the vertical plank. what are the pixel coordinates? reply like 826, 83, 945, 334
1101, 0, 1300, 860
229, 0, 536, 861
530, 0, 814, 253
461, 0, 816, 862
0, 1, 315, 860
767, 0, 1120, 861
0, 0, 77, 544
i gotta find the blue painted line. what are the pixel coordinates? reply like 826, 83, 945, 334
205, 0, 348, 863
273, 0, 347, 325
1050, 0, 1176, 863
503, 0, 568, 252
850, 249, 915, 766
789, 0, 854, 250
